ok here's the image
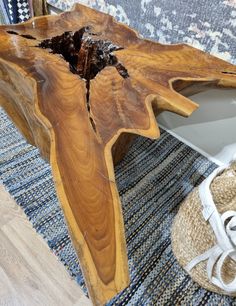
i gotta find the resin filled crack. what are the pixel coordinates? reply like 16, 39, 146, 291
38, 27, 129, 133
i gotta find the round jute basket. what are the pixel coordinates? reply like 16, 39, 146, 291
172, 160, 236, 296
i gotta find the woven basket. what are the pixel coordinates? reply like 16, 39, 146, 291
172, 161, 236, 295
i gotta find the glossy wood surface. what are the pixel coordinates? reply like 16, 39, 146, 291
0, 4, 236, 305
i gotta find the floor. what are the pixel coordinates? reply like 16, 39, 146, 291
0, 184, 91, 306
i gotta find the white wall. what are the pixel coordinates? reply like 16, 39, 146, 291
157, 89, 236, 165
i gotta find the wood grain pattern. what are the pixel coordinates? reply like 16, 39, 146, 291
0, 184, 91, 306
32, 0, 48, 17
0, 4, 236, 305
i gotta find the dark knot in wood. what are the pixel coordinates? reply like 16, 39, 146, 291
36, 27, 129, 133
37, 27, 129, 81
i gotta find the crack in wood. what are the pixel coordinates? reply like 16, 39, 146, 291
222, 71, 236, 75
37, 27, 129, 134
6, 30, 36, 40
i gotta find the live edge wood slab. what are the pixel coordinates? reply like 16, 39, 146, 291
0, 4, 236, 305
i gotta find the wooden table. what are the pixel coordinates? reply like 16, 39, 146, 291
0, 4, 236, 305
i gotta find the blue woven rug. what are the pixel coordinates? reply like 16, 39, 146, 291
1, 106, 235, 305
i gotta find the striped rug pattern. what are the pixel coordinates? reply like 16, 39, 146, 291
0, 107, 235, 305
